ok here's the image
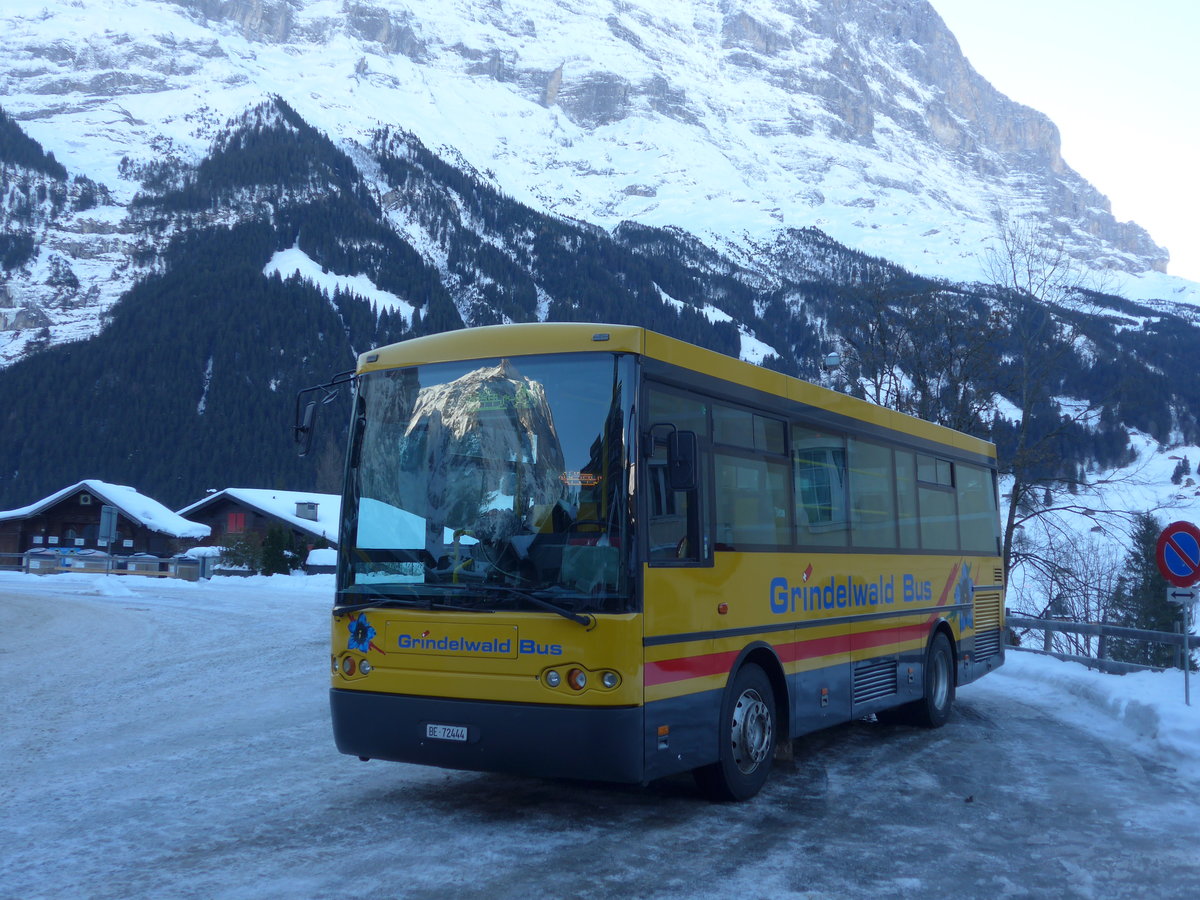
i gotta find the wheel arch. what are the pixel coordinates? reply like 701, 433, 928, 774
727, 641, 790, 743
929, 618, 959, 684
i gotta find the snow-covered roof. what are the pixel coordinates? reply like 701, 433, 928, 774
178, 489, 340, 542
0, 480, 211, 539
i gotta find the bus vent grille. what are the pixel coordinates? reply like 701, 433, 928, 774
974, 591, 1002, 630
994, 567, 1004, 588
974, 590, 1004, 659
975, 630, 1002, 659
853, 660, 898, 705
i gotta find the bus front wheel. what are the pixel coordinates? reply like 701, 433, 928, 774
694, 663, 776, 801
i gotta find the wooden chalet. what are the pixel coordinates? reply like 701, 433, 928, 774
0, 480, 211, 563
177, 488, 340, 555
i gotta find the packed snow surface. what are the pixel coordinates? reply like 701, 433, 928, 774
2, 570, 1198, 898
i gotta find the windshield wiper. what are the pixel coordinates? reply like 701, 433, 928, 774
335, 584, 594, 626
462, 584, 595, 627
333, 588, 482, 615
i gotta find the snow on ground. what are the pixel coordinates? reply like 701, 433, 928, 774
1, 570, 1198, 898
960, 649, 1200, 784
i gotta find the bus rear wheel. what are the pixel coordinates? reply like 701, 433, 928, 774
694, 663, 776, 801
915, 631, 955, 727
879, 631, 955, 728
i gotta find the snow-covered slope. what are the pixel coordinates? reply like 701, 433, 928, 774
3, 0, 1198, 365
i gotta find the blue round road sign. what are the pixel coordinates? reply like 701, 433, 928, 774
1155, 521, 1200, 587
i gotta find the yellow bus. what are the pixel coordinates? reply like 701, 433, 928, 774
317, 323, 1005, 800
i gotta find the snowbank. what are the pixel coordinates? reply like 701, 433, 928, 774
964, 650, 1200, 782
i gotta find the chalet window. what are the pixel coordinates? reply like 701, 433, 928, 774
227, 512, 246, 534
79, 493, 92, 505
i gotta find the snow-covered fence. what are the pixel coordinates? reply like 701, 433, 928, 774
1007, 615, 1194, 675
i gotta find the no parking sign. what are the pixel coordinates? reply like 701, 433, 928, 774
1155, 521, 1198, 707
1155, 521, 1200, 588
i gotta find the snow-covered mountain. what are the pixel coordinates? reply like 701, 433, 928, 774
3, 0, 1197, 367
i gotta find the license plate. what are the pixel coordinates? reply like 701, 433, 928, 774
425, 723, 468, 742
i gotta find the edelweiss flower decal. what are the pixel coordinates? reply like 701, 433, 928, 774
952, 565, 975, 630
953, 565, 975, 606
347, 614, 376, 652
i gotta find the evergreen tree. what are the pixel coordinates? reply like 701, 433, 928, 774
0, 105, 68, 178
1108, 513, 1185, 669
261, 525, 293, 575
222, 534, 263, 574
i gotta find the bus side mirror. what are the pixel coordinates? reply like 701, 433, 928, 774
293, 369, 355, 459
668, 430, 698, 492
295, 400, 317, 458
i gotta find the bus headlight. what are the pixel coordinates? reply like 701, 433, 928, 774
359, 660, 373, 675
341, 657, 357, 677
567, 668, 587, 691
545, 670, 561, 688
601, 671, 619, 689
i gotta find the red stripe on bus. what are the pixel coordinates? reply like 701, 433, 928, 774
645, 649, 743, 686
938, 563, 961, 606
850, 620, 931, 651
644, 596, 963, 688
775, 633, 852, 663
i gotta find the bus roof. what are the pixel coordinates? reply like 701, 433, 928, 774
358, 323, 995, 459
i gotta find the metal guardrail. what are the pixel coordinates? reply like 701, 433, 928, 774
1007, 615, 1195, 676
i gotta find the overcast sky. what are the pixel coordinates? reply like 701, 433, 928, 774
930, 0, 1200, 283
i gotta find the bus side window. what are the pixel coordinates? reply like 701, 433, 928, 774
793, 423, 849, 547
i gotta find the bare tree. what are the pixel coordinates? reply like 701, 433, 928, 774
838, 283, 1002, 435
836, 283, 917, 412
1009, 521, 1126, 656
830, 214, 1149, 598
981, 213, 1121, 576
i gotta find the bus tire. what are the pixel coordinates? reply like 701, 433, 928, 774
877, 631, 955, 728
693, 663, 776, 801
912, 631, 955, 728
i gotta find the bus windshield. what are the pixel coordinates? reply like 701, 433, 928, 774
340, 352, 635, 615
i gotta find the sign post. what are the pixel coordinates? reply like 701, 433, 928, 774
1156, 522, 1200, 706
99, 505, 118, 576
1186, 603, 1193, 708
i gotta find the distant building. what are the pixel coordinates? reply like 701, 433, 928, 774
177, 488, 340, 554
0, 480, 211, 561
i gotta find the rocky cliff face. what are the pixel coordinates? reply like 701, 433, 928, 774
0, 0, 1182, 365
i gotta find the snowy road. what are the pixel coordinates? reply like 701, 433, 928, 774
2, 572, 1198, 899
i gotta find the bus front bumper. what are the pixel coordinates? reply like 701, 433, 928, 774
330, 688, 646, 784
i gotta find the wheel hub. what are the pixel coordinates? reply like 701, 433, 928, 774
730, 688, 773, 774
